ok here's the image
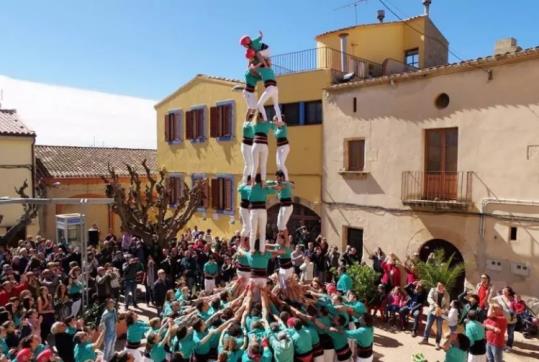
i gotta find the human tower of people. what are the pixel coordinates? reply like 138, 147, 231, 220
117, 32, 376, 362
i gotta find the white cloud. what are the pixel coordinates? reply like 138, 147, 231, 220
0, 75, 156, 149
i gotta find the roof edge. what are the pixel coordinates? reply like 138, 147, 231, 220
327, 46, 539, 92
154, 74, 244, 109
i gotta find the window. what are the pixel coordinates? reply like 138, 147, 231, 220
304, 101, 322, 125
346, 139, 365, 171
167, 174, 184, 205
346, 227, 363, 261
210, 102, 234, 140
164, 110, 182, 143
510, 227, 518, 241
263, 106, 276, 122
186, 107, 205, 142
435, 93, 450, 109
191, 174, 209, 209
281, 103, 300, 125
211, 176, 234, 212
353, 97, 357, 113
404, 48, 420, 68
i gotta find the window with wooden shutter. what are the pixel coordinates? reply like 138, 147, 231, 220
211, 178, 220, 209
347, 139, 365, 171
224, 178, 233, 211
167, 174, 183, 205
221, 104, 232, 137
202, 179, 210, 208
173, 110, 182, 141
186, 111, 194, 139
210, 106, 219, 138
164, 114, 171, 142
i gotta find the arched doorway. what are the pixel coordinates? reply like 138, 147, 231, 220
419, 239, 465, 299
267, 203, 321, 242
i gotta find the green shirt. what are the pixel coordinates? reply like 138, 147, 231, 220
243, 121, 254, 138
337, 273, 352, 293
269, 334, 294, 362
328, 329, 348, 350
238, 184, 251, 201
248, 328, 267, 342
193, 330, 211, 355
278, 245, 292, 260
204, 261, 219, 276
274, 124, 288, 139
246, 251, 272, 270
346, 326, 373, 348
465, 320, 485, 346
252, 121, 275, 135
237, 253, 250, 268
173, 334, 195, 358
290, 328, 313, 355
74, 342, 96, 362
445, 346, 468, 362
305, 322, 320, 345
68, 281, 83, 295
277, 182, 293, 200
248, 184, 275, 203
250, 36, 265, 51
127, 321, 150, 343
150, 342, 167, 362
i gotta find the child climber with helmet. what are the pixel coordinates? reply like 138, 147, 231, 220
240, 31, 271, 68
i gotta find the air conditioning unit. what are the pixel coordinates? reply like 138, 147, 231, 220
511, 262, 530, 277
486, 259, 503, 272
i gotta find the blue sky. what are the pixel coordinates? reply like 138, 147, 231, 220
1, 0, 537, 100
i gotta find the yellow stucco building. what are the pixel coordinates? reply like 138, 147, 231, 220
0, 109, 38, 240
156, 15, 447, 238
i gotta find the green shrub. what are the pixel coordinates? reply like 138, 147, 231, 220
346, 263, 380, 303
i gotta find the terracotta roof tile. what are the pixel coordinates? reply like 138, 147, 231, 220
35, 145, 156, 178
0, 109, 35, 136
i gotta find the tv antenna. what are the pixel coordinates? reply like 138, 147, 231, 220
334, 0, 368, 25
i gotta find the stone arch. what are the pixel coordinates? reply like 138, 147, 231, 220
267, 198, 321, 242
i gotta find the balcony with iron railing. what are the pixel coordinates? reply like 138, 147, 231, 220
401, 171, 473, 209
270, 47, 416, 82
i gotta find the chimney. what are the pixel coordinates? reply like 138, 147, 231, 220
339, 33, 349, 73
423, 0, 432, 16
377, 10, 385, 23
494, 37, 521, 55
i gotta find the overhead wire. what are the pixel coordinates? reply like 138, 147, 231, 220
377, 0, 492, 76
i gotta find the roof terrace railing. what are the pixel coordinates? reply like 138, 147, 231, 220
271, 47, 384, 79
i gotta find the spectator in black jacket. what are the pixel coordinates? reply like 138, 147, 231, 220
153, 269, 169, 317
51, 321, 75, 362
399, 281, 427, 336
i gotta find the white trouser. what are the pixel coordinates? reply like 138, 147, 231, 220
243, 90, 258, 110
251, 143, 268, 181
278, 267, 294, 289
356, 357, 373, 362
241, 143, 253, 183
468, 354, 486, 362
276, 144, 290, 180
125, 348, 143, 362
314, 355, 324, 362
237, 270, 251, 279
239, 207, 251, 237
323, 349, 335, 362
253, 277, 267, 288
259, 48, 271, 58
257, 85, 282, 123
249, 209, 267, 253
204, 278, 216, 292
277, 205, 293, 231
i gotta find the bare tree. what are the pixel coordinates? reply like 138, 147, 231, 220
103, 160, 203, 246
0, 179, 45, 246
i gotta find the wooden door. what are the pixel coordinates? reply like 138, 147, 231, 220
424, 128, 458, 200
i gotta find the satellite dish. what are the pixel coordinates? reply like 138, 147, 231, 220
342, 72, 356, 82
231, 85, 245, 92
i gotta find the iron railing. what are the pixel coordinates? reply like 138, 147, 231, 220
271, 47, 384, 79
401, 171, 473, 206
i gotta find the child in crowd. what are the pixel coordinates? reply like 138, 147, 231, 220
386, 287, 408, 325
240, 31, 271, 68
445, 300, 460, 333
484, 304, 507, 362
442, 332, 470, 362
369, 284, 388, 321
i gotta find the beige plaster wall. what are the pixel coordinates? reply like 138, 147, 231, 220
322, 56, 539, 296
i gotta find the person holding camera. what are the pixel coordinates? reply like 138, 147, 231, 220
122, 255, 143, 310
420, 282, 450, 349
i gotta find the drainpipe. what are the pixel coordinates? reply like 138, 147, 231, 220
339, 33, 349, 73
479, 198, 539, 240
